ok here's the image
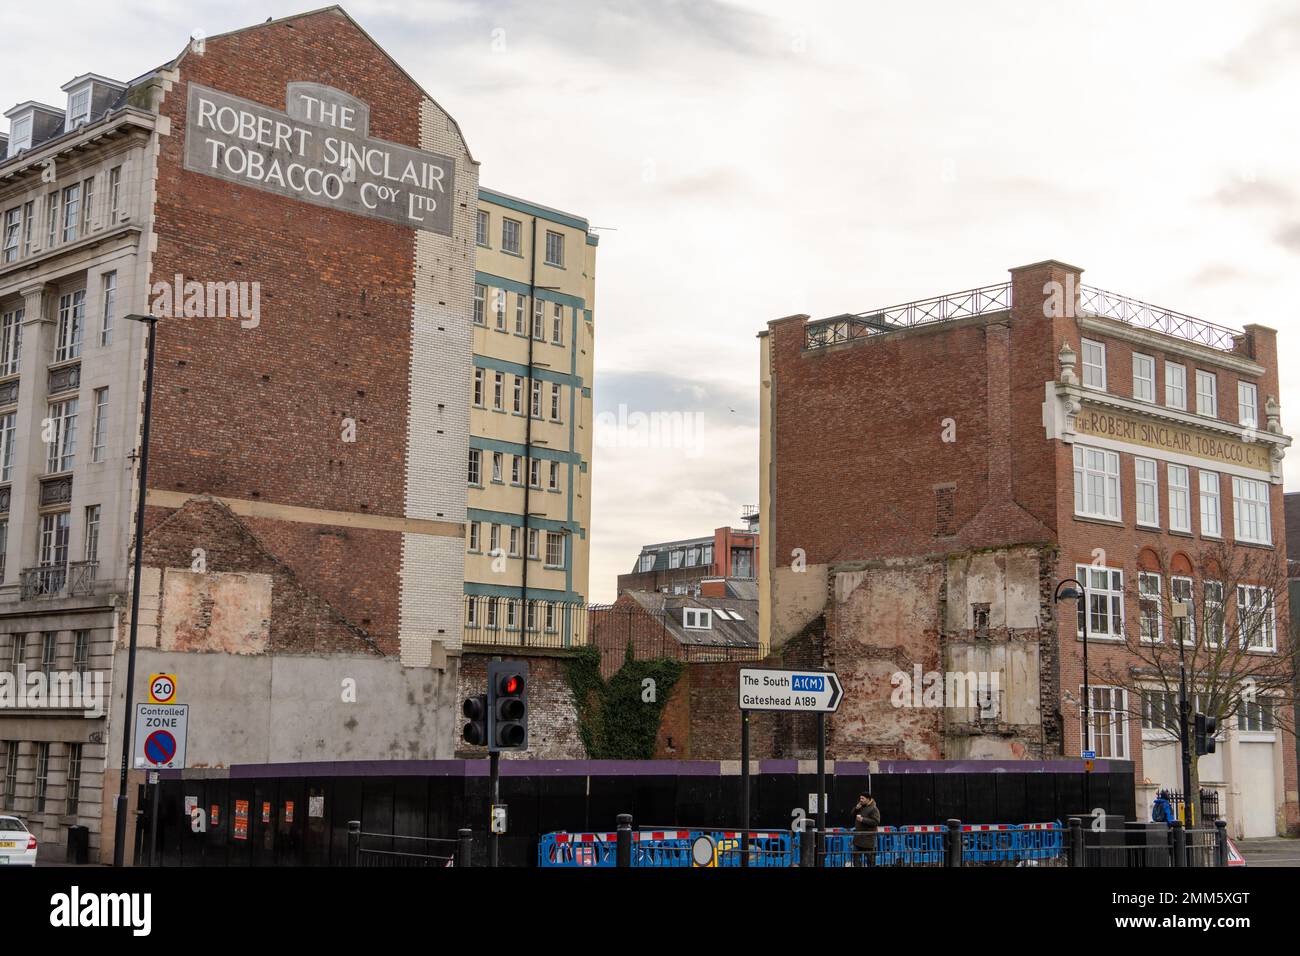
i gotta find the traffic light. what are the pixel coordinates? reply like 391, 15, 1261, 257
1194, 713, 1217, 756
462, 694, 488, 746
487, 660, 529, 752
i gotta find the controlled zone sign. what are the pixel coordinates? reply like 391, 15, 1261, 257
133, 703, 189, 770
738, 668, 843, 713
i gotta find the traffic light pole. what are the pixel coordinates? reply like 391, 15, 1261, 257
1178, 615, 1193, 828
489, 749, 500, 868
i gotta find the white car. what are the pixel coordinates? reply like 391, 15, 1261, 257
0, 816, 37, 866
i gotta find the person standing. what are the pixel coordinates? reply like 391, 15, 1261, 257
851, 792, 880, 867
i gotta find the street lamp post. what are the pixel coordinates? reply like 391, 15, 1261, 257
113, 313, 159, 867
1172, 599, 1194, 827
1054, 577, 1091, 811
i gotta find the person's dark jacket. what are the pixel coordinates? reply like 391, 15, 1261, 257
851, 802, 881, 851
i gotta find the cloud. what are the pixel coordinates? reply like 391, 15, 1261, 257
1217, 7, 1300, 85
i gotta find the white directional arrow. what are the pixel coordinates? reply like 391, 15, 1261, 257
738, 668, 843, 713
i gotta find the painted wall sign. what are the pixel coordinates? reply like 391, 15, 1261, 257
184, 82, 456, 235
1074, 406, 1270, 473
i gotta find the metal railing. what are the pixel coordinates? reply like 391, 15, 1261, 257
18, 561, 97, 600
1078, 285, 1244, 353
804, 283, 1011, 349
345, 820, 470, 868
1068, 817, 1229, 868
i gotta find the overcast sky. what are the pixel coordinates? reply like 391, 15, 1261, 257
5, 1, 1299, 601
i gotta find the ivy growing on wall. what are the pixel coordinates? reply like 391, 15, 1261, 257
564, 643, 684, 759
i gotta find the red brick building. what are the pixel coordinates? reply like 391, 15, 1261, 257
616, 511, 759, 595
759, 259, 1296, 838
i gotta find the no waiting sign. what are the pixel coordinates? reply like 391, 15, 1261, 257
133, 703, 189, 770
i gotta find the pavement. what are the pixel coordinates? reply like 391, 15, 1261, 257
1235, 837, 1300, 867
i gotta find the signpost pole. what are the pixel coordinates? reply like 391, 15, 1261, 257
740, 709, 750, 867
816, 711, 826, 868
149, 774, 161, 867
488, 749, 500, 868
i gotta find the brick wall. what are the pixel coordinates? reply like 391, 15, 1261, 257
456, 651, 585, 759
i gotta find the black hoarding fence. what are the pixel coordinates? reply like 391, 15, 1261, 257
345, 820, 471, 867
462, 597, 761, 678
152, 763, 1137, 868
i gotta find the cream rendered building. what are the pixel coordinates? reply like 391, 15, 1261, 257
465, 190, 596, 642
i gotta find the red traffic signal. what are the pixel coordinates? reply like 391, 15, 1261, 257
487, 661, 529, 752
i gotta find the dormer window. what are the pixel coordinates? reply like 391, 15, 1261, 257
66, 87, 91, 129
683, 608, 712, 630
7, 115, 31, 156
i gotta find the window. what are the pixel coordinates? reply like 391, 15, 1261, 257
84, 505, 100, 564
505, 600, 518, 630
66, 742, 83, 815
46, 398, 78, 472
99, 271, 116, 346
468, 521, 480, 552
511, 455, 522, 485
1198, 471, 1221, 537
1237, 585, 1275, 651
509, 526, 520, 557
1, 207, 19, 263
108, 166, 122, 223
527, 528, 539, 560
530, 379, 541, 418
0, 412, 15, 482
501, 217, 521, 255
529, 457, 541, 488
9, 634, 25, 671
466, 596, 479, 627
1080, 339, 1106, 389
1081, 686, 1129, 759
486, 597, 498, 629
1195, 369, 1217, 417
73, 630, 89, 674
491, 452, 503, 483
468, 448, 481, 485
1076, 564, 1124, 639
35, 742, 50, 811
472, 368, 484, 407
1170, 576, 1195, 645
1165, 362, 1186, 410
46, 191, 59, 247
545, 532, 564, 568
81, 176, 95, 234
90, 388, 108, 463
493, 371, 504, 410
545, 603, 557, 632
0, 519, 7, 581
1232, 477, 1271, 545
67, 87, 91, 126
1237, 698, 1276, 733
21, 201, 33, 256
9, 114, 32, 154
39, 512, 70, 574
548, 461, 559, 491
1072, 445, 1120, 520
1238, 382, 1258, 428
544, 229, 564, 267
683, 608, 712, 630
669, 549, 683, 569
1132, 354, 1155, 402
1135, 457, 1159, 527
60, 183, 81, 243
512, 376, 523, 414
489, 524, 501, 555
551, 303, 563, 345
1, 741, 16, 810
473, 284, 486, 326
55, 290, 85, 362
532, 299, 544, 340
525, 600, 537, 632
0, 309, 20, 376
549, 382, 562, 421
1138, 572, 1162, 643
475, 209, 489, 246
1203, 581, 1225, 648
1167, 464, 1190, 533
515, 295, 526, 335
493, 289, 506, 331
639, 553, 654, 572
40, 632, 57, 674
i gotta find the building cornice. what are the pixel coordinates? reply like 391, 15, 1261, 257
0, 109, 156, 187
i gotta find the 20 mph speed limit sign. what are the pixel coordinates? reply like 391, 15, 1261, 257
148, 673, 177, 704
